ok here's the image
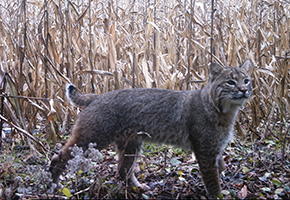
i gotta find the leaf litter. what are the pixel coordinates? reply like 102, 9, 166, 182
0, 128, 289, 199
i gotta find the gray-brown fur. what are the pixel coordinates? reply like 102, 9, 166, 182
49, 60, 252, 198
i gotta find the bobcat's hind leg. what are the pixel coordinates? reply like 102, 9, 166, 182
50, 126, 109, 184
116, 139, 148, 190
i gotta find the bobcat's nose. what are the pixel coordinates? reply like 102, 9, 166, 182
238, 86, 250, 98
239, 87, 248, 94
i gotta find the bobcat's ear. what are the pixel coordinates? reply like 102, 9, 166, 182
209, 62, 223, 82
239, 59, 251, 71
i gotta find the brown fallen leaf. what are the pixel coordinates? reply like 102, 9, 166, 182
237, 185, 248, 199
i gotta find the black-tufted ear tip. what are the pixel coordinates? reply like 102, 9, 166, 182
66, 84, 76, 93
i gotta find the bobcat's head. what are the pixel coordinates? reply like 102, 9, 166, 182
209, 60, 252, 113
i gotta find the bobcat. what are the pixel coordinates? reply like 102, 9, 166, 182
49, 60, 252, 198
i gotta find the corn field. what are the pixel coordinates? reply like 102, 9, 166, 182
0, 0, 289, 154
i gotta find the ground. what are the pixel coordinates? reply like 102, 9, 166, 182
1, 129, 290, 199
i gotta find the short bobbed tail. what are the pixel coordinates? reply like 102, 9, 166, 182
66, 84, 98, 108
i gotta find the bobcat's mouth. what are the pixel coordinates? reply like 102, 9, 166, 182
233, 91, 251, 100
229, 91, 250, 107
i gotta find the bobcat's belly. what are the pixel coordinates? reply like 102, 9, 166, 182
142, 129, 192, 150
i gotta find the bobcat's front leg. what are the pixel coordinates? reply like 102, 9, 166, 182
218, 156, 226, 173
197, 155, 221, 198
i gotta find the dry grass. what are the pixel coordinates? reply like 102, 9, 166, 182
0, 0, 289, 154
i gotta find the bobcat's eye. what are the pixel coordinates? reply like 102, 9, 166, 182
244, 78, 250, 85
226, 80, 236, 87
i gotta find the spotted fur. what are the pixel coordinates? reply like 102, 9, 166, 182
49, 60, 252, 198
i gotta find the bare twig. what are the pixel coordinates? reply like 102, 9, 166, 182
0, 114, 48, 152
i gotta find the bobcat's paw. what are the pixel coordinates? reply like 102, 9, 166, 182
139, 183, 150, 191
129, 173, 149, 190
